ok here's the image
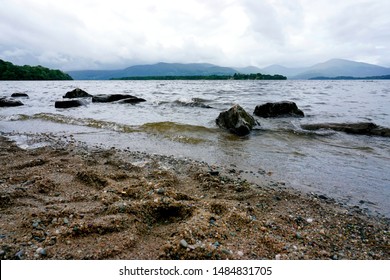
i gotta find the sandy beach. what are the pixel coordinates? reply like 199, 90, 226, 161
0, 135, 389, 260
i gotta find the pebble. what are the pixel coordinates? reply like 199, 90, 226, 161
156, 188, 165, 195
63, 218, 69, 225
237, 251, 244, 257
36, 247, 47, 257
179, 239, 188, 248
275, 254, 281, 260
15, 250, 24, 260
307, 218, 313, 223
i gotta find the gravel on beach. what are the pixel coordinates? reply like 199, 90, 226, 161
0, 135, 388, 260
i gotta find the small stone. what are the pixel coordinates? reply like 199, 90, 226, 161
275, 254, 281, 260
296, 232, 302, 239
179, 239, 188, 248
307, 218, 313, 223
36, 247, 47, 257
213, 241, 220, 248
156, 188, 165, 195
15, 250, 24, 260
237, 251, 244, 257
63, 217, 69, 225
222, 249, 232, 255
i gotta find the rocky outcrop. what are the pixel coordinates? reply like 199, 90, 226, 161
11, 93, 29, 98
254, 101, 304, 118
63, 88, 93, 98
216, 104, 257, 136
55, 99, 87, 109
117, 97, 147, 104
0, 97, 24, 107
301, 122, 390, 137
92, 94, 141, 103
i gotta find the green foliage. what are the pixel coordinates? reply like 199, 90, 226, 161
112, 73, 287, 80
0, 59, 73, 80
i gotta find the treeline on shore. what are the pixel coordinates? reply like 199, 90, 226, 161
0, 59, 73, 80
112, 73, 287, 80
310, 75, 390, 80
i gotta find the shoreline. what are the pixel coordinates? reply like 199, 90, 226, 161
0, 134, 389, 260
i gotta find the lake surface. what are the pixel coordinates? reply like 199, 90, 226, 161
1, 80, 389, 217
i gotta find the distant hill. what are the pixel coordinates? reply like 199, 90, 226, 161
67, 59, 390, 80
68, 62, 238, 80
261, 64, 307, 77
275, 59, 390, 79
0, 59, 72, 80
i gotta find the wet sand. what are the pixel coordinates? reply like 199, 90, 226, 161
0, 135, 388, 259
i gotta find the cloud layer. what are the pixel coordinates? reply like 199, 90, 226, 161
1, 0, 389, 70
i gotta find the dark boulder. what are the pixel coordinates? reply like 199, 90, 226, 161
11, 93, 29, 98
301, 122, 390, 137
63, 88, 93, 98
117, 97, 147, 104
254, 101, 304, 118
216, 104, 257, 136
92, 94, 139, 103
55, 99, 87, 109
0, 97, 24, 107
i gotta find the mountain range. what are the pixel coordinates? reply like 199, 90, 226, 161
67, 59, 390, 80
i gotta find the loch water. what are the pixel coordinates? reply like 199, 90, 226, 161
1, 80, 389, 217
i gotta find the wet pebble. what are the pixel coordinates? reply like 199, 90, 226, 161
36, 247, 47, 257
179, 239, 188, 248
15, 250, 24, 260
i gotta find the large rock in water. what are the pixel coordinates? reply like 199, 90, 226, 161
0, 97, 24, 107
254, 101, 304, 118
92, 94, 141, 103
301, 122, 390, 137
216, 104, 257, 136
55, 99, 87, 108
63, 88, 93, 98
11, 93, 29, 98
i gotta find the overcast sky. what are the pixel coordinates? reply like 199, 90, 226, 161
1, 0, 389, 70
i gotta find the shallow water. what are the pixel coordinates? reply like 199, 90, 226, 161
1, 80, 390, 216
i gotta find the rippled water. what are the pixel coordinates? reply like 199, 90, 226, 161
1, 80, 390, 216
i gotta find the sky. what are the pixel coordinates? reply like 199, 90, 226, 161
1, 0, 389, 71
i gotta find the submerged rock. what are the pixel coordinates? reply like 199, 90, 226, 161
92, 94, 140, 103
301, 122, 390, 137
55, 99, 87, 108
11, 93, 29, 98
0, 97, 24, 107
216, 104, 257, 136
117, 97, 147, 104
254, 101, 304, 118
63, 88, 93, 98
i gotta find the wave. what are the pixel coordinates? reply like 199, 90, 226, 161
6, 113, 214, 145
158, 97, 213, 108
